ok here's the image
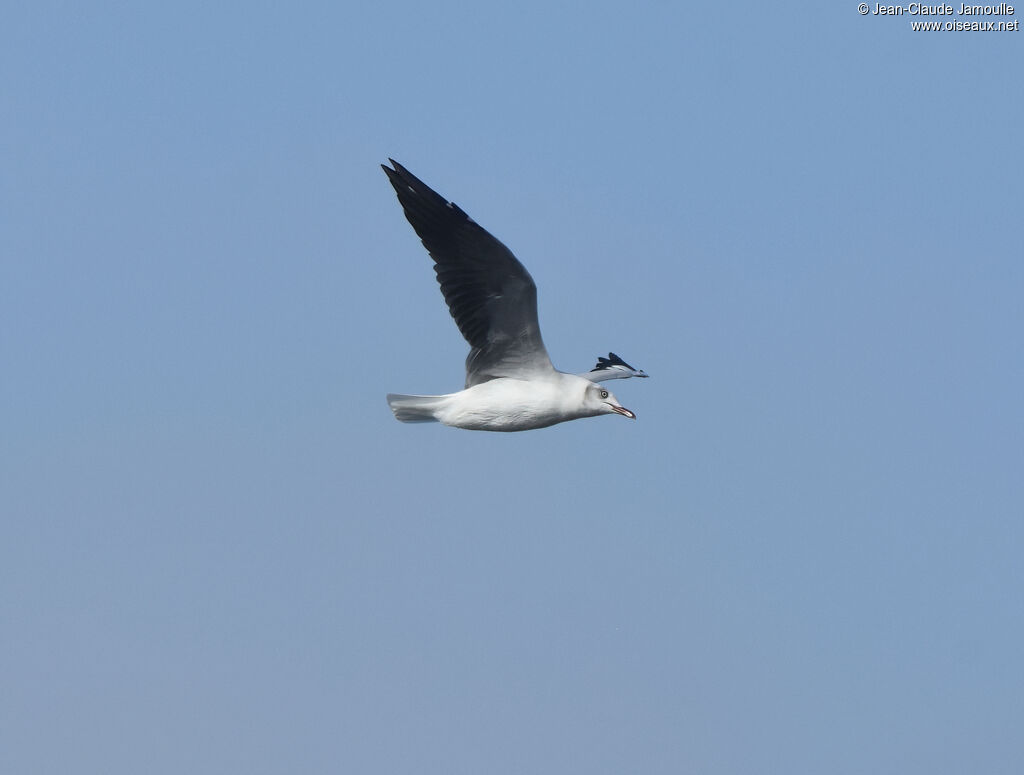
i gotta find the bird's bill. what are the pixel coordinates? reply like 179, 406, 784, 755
609, 404, 636, 420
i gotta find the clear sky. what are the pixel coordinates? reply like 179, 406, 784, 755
3, 2, 1022, 773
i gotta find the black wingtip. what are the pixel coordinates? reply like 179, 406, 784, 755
594, 352, 637, 371
383, 158, 414, 179
381, 159, 435, 199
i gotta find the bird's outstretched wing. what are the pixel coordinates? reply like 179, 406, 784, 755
382, 160, 554, 387
582, 352, 649, 382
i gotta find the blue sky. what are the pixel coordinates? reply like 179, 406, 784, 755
3, 2, 1022, 773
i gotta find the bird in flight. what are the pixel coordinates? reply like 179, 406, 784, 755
382, 160, 642, 432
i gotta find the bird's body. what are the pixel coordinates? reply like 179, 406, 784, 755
382, 160, 640, 432
388, 372, 628, 432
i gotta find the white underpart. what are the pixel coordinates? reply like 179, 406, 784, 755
389, 373, 630, 432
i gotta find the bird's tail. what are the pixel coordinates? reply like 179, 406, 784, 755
386, 393, 448, 423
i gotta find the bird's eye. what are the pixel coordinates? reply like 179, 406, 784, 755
600, 390, 609, 399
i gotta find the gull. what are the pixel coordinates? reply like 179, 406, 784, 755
581, 353, 650, 382
382, 160, 638, 432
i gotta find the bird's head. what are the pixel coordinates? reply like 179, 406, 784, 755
583, 381, 636, 420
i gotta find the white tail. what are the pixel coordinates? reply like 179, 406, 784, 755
386, 393, 448, 423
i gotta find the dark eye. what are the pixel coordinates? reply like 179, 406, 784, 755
600, 390, 609, 399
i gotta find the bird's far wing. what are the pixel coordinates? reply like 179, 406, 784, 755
580, 352, 649, 382
382, 160, 554, 387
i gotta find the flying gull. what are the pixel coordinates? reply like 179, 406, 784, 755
382, 160, 639, 432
